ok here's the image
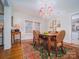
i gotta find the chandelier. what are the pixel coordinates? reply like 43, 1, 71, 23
39, 0, 53, 18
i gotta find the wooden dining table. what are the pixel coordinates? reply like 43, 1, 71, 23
39, 32, 58, 56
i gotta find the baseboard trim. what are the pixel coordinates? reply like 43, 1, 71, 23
21, 39, 33, 44
64, 42, 79, 48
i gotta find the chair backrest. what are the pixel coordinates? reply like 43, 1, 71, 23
56, 30, 65, 43
33, 30, 40, 40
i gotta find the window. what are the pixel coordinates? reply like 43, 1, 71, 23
25, 20, 32, 33
34, 22, 40, 31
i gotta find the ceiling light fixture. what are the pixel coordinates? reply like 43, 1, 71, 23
39, 0, 54, 18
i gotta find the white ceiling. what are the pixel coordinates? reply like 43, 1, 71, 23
12, 0, 79, 14
55, 0, 79, 13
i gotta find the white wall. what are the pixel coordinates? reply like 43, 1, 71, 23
4, 6, 12, 49
13, 11, 48, 40
4, 0, 12, 49
61, 13, 72, 43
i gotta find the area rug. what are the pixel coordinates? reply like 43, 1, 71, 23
22, 43, 77, 59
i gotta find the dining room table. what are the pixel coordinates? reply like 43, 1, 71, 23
39, 32, 59, 56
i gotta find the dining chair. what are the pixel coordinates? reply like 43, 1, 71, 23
33, 30, 40, 47
51, 30, 65, 57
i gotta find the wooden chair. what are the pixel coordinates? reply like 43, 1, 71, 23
51, 30, 65, 56
33, 30, 40, 47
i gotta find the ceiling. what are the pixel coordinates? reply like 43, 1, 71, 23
13, 0, 79, 15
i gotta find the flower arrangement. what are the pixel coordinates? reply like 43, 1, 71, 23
44, 32, 48, 35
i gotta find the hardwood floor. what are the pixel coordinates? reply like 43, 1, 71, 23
0, 42, 23, 59
0, 40, 79, 59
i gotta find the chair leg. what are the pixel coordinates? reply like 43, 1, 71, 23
55, 47, 58, 57
61, 46, 65, 54
34, 41, 36, 47
33, 39, 35, 46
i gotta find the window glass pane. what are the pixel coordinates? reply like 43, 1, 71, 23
25, 20, 32, 33
34, 22, 40, 31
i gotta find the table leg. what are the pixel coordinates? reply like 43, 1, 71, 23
48, 36, 51, 56
1, 28, 4, 46
54, 36, 58, 57
11, 33, 12, 45
20, 33, 21, 43
14, 35, 15, 43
